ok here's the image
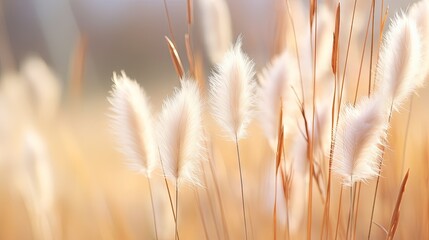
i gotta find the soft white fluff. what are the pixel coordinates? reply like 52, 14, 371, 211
108, 72, 157, 176
209, 39, 257, 140
198, 0, 232, 64
22, 128, 54, 211
16, 128, 57, 240
158, 79, 204, 185
20, 56, 61, 121
258, 51, 300, 149
332, 97, 388, 186
408, 0, 429, 81
377, 13, 422, 109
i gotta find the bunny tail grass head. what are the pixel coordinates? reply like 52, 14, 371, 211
408, 0, 429, 80
198, 0, 232, 64
158, 79, 204, 186
258, 50, 299, 148
108, 72, 157, 177
209, 38, 257, 141
332, 97, 389, 187
377, 13, 422, 109
20, 56, 61, 122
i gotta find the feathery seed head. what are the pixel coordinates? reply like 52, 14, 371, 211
20, 56, 61, 122
209, 38, 257, 140
377, 13, 422, 110
258, 50, 300, 149
108, 72, 157, 177
198, 0, 232, 64
408, 0, 429, 81
332, 97, 389, 186
158, 79, 205, 186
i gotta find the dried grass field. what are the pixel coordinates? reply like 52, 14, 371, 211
0, 0, 428, 239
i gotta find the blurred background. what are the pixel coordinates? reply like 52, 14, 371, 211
0, 0, 426, 239
0, 0, 418, 100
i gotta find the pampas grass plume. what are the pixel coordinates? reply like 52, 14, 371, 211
158, 79, 204, 185
21, 56, 61, 121
408, 0, 429, 80
108, 72, 157, 176
198, 0, 232, 64
332, 97, 388, 186
209, 38, 257, 141
258, 50, 299, 148
377, 13, 422, 109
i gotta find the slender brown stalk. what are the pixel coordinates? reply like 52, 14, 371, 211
69, 35, 87, 100
331, 3, 341, 75
338, 0, 358, 114
284, 0, 305, 103
354, 1, 374, 105
368, 0, 376, 96
352, 183, 362, 240
310, 0, 316, 28
175, 181, 179, 240
346, 182, 355, 240
308, 0, 318, 237
157, 148, 179, 239
373, 7, 389, 93
165, 36, 185, 78
162, 0, 177, 44
368, 103, 393, 240
194, 189, 210, 240
207, 143, 230, 240
235, 135, 248, 240
280, 163, 292, 240
147, 177, 159, 240
185, 34, 195, 77
187, 0, 192, 25
321, 4, 340, 239
386, 170, 410, 240
335, 187, 344, 240
201, 164, 222, 240
348, 6, 375, 238
274, 170, 279, 240
401, 96, 413, 176
274, 104, 284, 240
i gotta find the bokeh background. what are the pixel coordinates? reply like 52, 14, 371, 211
0, 0, 418, 98
0, 0, 427, 239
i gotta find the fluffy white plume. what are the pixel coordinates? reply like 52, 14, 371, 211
332, 97, 388, 186
198, 0, 232, 64
21, 128, 55, 210
377, 13, 422, 109
108, 72, 157, 176
16, 128, 57, 240
258, 51, 300, 149
20, 56, 61, 121
158, 79, 204, 185
408, 0, 429, 80
209, 39, 257, 140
